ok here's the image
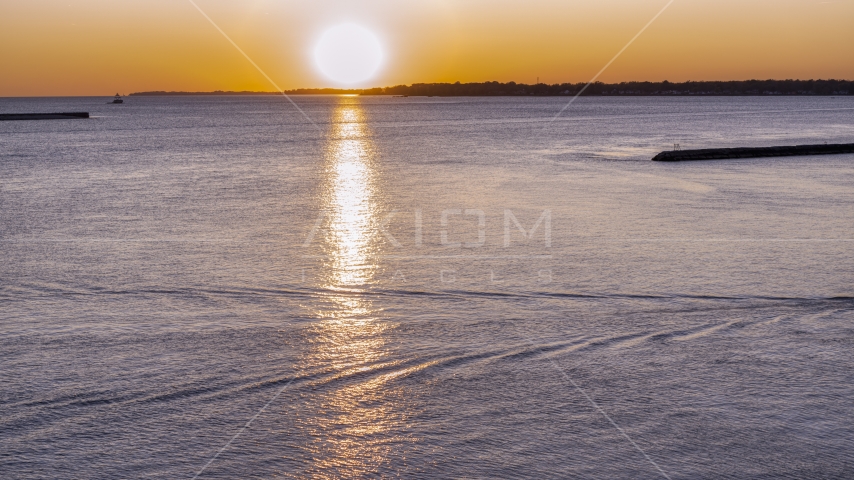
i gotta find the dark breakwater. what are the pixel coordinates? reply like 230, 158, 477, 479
0, 112, 89, 121
653, 143, 854, 161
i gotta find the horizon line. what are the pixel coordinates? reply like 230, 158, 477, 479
136, 78, 854, 93
128, 79, 852, 98
2, 79, 851, 98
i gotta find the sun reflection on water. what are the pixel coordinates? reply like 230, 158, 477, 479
319, 99, 381, 315
292, 98, 413, 477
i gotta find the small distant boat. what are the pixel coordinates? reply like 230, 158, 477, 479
111, 94, 123, 104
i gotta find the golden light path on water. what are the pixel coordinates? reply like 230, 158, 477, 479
324, 100, 380, 298
292, 98, 422, 477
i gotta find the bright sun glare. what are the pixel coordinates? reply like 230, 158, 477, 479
314, 24, 384, 85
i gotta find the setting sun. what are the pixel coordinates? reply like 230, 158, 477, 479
314, 24, 384, 85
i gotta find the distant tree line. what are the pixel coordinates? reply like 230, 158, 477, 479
131, 80, 852, 97
359, 80, 853, 96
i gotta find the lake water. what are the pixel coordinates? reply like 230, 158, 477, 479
2, 95, 854, 478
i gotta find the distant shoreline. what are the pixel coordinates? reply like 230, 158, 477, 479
130, 80, 853, 97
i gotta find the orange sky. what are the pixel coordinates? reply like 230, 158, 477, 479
1, 0, 852, 96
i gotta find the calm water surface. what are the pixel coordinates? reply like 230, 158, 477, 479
2, 96, 854, 478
